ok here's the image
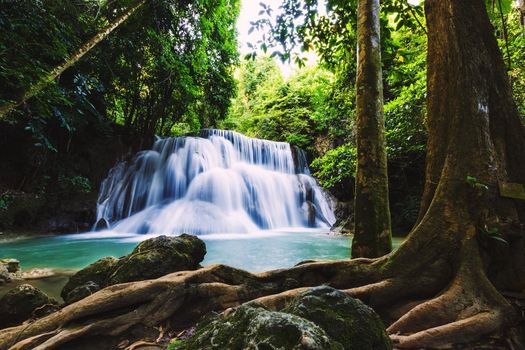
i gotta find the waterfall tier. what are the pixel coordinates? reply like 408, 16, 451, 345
96, 129, 335, 235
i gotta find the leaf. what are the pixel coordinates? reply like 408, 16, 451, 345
489, 234, 509, 245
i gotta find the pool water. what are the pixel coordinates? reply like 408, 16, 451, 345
0, 230, 403, 299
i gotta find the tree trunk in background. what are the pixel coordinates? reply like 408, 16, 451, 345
352, 0, 392, 258
0, 0, 148, 119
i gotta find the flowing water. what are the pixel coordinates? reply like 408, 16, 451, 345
95, 129, 336, 234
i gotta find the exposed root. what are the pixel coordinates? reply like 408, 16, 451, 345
0, 232, 520, 350
391, 311, 506, 349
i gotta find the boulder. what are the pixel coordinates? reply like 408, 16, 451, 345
61, 234, 206, 303
0, 284, 57, 328
61, 256, 117, 302
0, 258, 20, 273
175, 304, 339, 350
108, 234, 206, 285
65, 281, 101, 304
0, 264, 11, 284
173, 286, 392, 350
284, 286, 392, 350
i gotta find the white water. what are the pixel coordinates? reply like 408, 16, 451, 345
95, 129, 335, 235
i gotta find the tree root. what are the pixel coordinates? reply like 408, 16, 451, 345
0, 235, 520, 350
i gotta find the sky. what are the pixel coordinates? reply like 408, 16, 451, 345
236, 0, 423, 75
236, 0, 319, 76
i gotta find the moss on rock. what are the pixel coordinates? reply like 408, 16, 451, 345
0, 284, 57, 328
61, 234, 206, 303
108, 234, 206, 284
61, 256, 117, 302
176, 304, 340, 350
284, 286, 392, 350
174, 286, 391, 350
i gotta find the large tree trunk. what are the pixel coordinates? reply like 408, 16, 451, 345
0, 0, 148, 119
0, 1, 524, 349
352, 0, 393, 258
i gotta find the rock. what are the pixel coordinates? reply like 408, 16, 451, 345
0, 258, 20, 273
284, 286, 392, 350
65, 281, 101, 304
0, 284, 57, 328
108, 234, 206, 285
0, 264, 11, 284
174, 286, 392, 350
94, 218, 109, 231
21, 268, 55, 279
61, 256, 117, 302
61, 234, 206, 303
176, 304, 340, 350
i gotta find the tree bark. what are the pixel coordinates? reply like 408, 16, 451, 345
352, 0, 393, 258
0, 0, 148, 119
0, 1, 524, 349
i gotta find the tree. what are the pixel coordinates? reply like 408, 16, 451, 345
0, 1, 524, 349
0, 0, 148, 119
352, 0, 392, 258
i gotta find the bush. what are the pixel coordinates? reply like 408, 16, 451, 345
58, 175, 92, 195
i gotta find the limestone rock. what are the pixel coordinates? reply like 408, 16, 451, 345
61, 234, 206, 303
61, 256, 117, 302
108, 234, 206, 285
174, 286, 392, 350
0, 264, 11, 284
65, 281, 101, 304
176, 304, 340, 350
0, 258, 20, 273
284, 286, 392, 350
0, 284, 57, 328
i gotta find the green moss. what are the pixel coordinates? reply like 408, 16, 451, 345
176, 304, 341, 350
284, 286, 392, 350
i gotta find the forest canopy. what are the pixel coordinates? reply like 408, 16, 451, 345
0, 0, 240, 146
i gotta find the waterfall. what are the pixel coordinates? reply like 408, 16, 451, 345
95, 129, 336, 235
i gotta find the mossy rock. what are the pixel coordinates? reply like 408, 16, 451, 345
0, 284, 57, 328
175, 304, 341, 350
65, 281, 101, 304
61, 234, 206, 303
284, 286, 392, 350
108, 234, 206, 284
61, 256, 117, 302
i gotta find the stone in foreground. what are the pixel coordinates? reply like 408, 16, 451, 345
61, 234, 206, 303
175, 304, 340, 350
284, 286, 392, 350
0, 284, 57, 328
173, 286, 391, 350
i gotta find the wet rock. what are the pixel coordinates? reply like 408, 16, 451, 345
108, 234, 206, 285
61, 234, 206, 303
21, 267, 55, 279
0, 284, 57, 328
284, 286, 392, 350
175, 304, 339, 350
174, 286, 392, 350
94, 218, 109, 231
1, 258, 20, 273
65, 281, 101, 304
0, 264, 11, 284
61, 256, 117, 302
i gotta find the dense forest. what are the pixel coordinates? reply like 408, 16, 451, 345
1, 0, 525, 349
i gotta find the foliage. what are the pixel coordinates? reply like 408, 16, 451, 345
0, 192, 14, 211
222, 57, 338, 155
311, 144, 356, 192
58, 175, 92, 195
0, 0, 241, 143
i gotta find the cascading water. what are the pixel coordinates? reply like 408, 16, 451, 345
95, 129, 336, 235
